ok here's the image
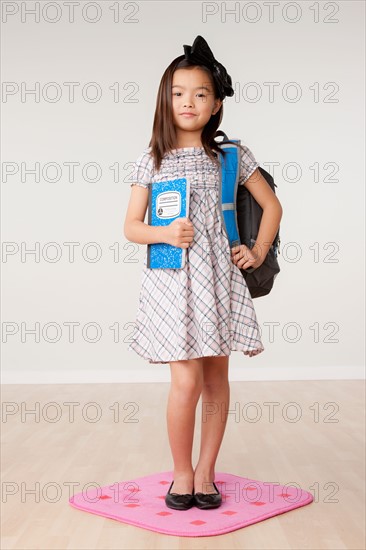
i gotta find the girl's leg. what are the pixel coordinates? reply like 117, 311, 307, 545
166, 358, 204, 494
194, 355, 230, 494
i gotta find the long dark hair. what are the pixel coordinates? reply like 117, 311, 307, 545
149, 55, 230, 172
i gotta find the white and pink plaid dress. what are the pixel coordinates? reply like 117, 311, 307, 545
128, 145, 265, 364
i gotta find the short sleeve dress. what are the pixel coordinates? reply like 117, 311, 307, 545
127, 144, 265, 364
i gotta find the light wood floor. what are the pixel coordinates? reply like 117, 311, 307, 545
1, 380, 365, 549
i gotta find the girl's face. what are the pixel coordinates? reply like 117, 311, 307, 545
171, 67, 222, 143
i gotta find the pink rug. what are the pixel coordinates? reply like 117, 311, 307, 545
69, 471, 314, 537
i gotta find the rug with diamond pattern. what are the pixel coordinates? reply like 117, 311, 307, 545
69, 470, 314, 537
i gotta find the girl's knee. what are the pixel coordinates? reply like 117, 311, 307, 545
169, 358, 203, 397
202, 356, 229, 389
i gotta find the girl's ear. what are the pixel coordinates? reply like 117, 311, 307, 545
212, 99, 223, 115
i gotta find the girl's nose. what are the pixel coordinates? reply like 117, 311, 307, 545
183, 95, 194, 107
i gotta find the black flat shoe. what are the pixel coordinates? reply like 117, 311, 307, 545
165, 480, 195, 510
194, 481, 222, 509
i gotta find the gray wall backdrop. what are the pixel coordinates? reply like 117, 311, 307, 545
2, 1, 365, 383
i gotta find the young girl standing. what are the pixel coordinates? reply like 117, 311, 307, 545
124, 36, 283, 511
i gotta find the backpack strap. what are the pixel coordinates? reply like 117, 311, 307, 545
218, 139, 241, 248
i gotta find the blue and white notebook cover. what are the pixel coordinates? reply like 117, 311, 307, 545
147, 178, 190, 269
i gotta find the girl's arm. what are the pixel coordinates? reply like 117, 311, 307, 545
124, 186, 167, 245
238, 168, 283, 264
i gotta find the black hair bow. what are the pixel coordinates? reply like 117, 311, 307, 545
183, 35, 234, 100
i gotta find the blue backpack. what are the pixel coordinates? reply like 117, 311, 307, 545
215, 131, 281, 298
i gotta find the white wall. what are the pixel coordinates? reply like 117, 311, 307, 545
2, 1, 365, 383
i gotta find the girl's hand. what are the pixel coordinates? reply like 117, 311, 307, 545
231, 243, 264, 271
163, 217, 194, 249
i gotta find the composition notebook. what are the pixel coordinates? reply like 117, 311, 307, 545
147, 178, 190, 269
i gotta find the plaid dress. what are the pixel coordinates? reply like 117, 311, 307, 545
127, 145, 265, 364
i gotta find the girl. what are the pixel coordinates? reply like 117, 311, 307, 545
124, 36, 283, 511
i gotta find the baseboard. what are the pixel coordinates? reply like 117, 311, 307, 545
1, 365, 365, 384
